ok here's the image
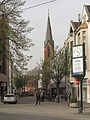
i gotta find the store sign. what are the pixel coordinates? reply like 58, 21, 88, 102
73, 58, 83, 75
88, 80, 90, 84
73, 46, 83, 58
83, 79, 90, 85
75, 80, 80, 85
72, 44, 85, 77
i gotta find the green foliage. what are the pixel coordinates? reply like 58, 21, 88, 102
14, 75, 24, 89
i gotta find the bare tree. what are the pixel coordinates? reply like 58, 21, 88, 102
0, 0, 34, 71
50, 46, 66, 102
42, 61, 51, 95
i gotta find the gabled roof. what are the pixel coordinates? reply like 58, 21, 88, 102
70, 21, 81, 31
73, 22, 81, 30
85, 5, 90, 18
76, 23, 88, 32
87, 6, 90, 14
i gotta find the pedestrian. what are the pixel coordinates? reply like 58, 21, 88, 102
36, 90, 41, 105
40, 91, 44, 102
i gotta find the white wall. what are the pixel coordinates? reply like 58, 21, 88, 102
88, 22, 90, 71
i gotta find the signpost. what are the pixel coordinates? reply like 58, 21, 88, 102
72, 43, 85, 113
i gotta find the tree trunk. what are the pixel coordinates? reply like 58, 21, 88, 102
56, 86, 60, 103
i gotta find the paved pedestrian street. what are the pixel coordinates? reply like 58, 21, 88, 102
0, 96, 90, 120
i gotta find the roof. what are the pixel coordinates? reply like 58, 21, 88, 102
44, 14, 54, 48
85, 5, 90, 18
73, 22, 81, 29
76, 23, 88, 32
87, 6, 90, 14
71, 21, 81, 30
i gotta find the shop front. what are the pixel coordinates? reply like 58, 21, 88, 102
83, 79, 90, 103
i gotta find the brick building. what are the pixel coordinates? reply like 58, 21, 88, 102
44, 13, 54, 61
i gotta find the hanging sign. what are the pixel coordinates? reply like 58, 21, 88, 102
72, 44, 85, 78
73, 58, 83, 75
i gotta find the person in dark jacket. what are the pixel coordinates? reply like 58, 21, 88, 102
36, 90, 41, 105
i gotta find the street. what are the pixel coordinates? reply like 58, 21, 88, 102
0, 96, 90, 120
0, 112, 81, 120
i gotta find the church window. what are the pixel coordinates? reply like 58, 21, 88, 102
48, 46, 50, 58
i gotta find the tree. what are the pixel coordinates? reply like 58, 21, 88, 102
65, 45, 72, 101
0, 0, 34, 70
50, 46, 66, 102
42, 61, 51, 94
14, 75, 23, 90
37, 59, 51, 94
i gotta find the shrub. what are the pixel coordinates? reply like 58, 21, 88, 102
70, 97, 77, 103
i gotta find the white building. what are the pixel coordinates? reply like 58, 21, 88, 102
65, 5, 90, 103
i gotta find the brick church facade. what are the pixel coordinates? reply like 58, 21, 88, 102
44, 13, 54, 61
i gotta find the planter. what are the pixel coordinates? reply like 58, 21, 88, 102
69, 102, 77, 108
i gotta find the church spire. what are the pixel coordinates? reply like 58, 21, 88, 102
44, 10, 54, 60
45, 10, 53, 46
48, 9, 49, 16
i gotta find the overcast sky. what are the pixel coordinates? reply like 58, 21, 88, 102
22, 0, 90, 70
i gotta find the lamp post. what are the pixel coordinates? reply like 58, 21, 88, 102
72, 43, 85, 113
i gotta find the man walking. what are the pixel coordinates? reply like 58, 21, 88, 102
36, 90, 41, 105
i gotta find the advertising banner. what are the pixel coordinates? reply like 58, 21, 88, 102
73, 58, 83, 75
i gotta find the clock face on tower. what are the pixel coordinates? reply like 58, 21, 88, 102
73, 46, 83, 58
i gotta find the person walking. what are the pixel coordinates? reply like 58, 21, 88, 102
36, 90, 41, 105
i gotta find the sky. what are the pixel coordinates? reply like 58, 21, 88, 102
22, 0, 90, 70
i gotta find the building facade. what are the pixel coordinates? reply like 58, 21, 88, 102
0, 44, 9, 101
65, 5, 90, 103
0, 16, 9, 101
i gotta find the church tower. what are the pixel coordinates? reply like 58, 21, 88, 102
44, 11, 54, 61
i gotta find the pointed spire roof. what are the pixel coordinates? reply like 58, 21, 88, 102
45, 11, 53, 43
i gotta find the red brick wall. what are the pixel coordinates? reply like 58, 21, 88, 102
44, 42, 54, 60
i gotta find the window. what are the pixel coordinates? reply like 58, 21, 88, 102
70, 28, 73, 37
83, 31, 86, 43
74, 36, 76, 45
78, 33, 80, 44
70, 41, 73, 52
0, 65, 2, 73
48, 46, 50, 58
70, 41, 73, 65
